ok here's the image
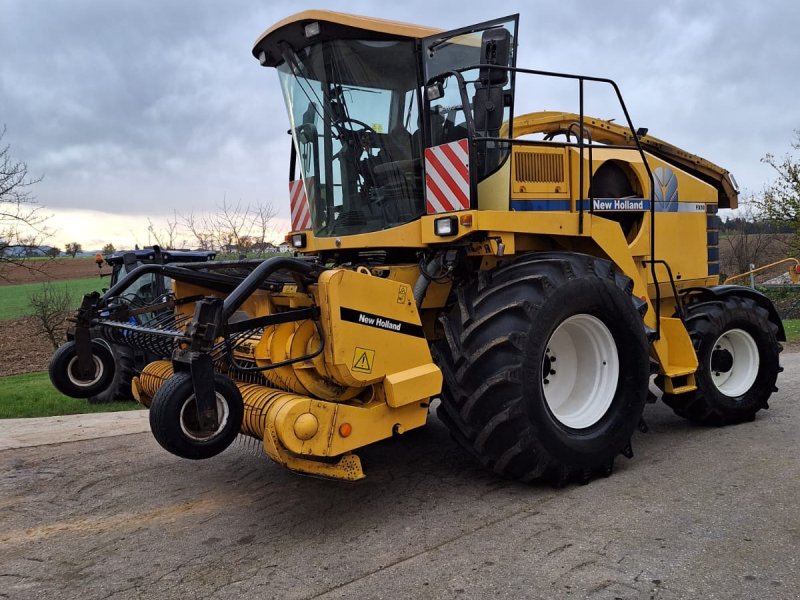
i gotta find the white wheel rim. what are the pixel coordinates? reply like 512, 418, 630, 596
543, 314, 620, 429
710, 328, 759, 397
179, 394, 230, 441
66, 355, 104, 388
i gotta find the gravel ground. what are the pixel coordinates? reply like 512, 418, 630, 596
0, 353, 798, 599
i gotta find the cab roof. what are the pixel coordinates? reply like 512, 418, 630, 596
252, 10, 441, 67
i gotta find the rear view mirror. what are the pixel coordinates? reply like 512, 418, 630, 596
479, 27, 511, 86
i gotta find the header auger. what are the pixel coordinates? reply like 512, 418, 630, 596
50, 11, 783, 486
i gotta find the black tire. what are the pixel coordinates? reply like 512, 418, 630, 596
432, 252, 650, 486
662, 296, 782, 425
48, 340, 116, 398
88, 343, 136, 404
149, 371, 244, 460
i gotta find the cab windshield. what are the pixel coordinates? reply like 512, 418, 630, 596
278, 39, 423, 237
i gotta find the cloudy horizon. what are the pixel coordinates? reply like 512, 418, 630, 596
2, 0, 799, 249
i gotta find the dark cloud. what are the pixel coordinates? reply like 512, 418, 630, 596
1, 0, 798, 225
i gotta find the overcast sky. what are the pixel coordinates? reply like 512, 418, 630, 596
2, 0, 799, 248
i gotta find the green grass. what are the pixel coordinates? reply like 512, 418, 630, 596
783, 319, 800, 343
0, 277, 104, 321
0, 371, 143, 419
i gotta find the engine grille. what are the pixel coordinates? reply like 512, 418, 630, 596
514, 152, 565, 183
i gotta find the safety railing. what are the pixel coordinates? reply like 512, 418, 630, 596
723, 258, 800, 287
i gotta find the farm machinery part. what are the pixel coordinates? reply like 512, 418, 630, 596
51, 255, 441, 480
65, 246, 216, 404
49, 10, 785, 485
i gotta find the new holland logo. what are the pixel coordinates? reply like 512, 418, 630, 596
592, 198, 646, 211
654, 166, 679, 211
339, 307, 425, 338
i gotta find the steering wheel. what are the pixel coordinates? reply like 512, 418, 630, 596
335, 117, 377, 152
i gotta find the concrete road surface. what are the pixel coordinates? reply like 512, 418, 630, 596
1, 354, 799, 600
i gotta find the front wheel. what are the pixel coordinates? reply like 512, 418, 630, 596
433, 252, 650, 486
149, 372, 244, 460
48, 340, 116, 398
662, 296, 782, 425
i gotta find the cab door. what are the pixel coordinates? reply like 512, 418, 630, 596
420, 16, 519, 211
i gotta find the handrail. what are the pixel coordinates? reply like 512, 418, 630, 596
424, 62, 659, 324
723, 258, 800, 285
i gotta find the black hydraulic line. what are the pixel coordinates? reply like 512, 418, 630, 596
102, 263, 246, 301
225, 306, 319, 335
220, 256, 319, 321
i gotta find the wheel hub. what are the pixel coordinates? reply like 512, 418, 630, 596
710, 328, 759, 397
542, 314, 620, 429
67, 355, 103, 387
180, 395, 230, 441
710, 347, 734, 374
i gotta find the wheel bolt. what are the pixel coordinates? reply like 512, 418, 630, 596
550, 369, 556, 375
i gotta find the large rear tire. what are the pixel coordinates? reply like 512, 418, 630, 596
149, 372, 244, 460
662, 296, 781, 425
432, 252, 650, 485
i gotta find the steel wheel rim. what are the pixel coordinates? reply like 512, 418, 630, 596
180, 394, 230, 441
66, 355, 104, 388
710, 328, 759, 397
543, 314, 620, 429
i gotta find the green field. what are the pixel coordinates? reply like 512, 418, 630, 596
0, 277, 104, 321
783, 319, 800, 343
0, 371, 143, 419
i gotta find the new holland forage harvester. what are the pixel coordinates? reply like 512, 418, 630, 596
50, 11, 784, 485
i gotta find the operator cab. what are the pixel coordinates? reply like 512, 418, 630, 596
253, 11, 518, 237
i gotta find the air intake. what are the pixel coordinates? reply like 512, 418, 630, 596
515, 152, 565, 183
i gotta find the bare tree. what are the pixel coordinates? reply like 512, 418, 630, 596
179, 200, 277, 255
102, 243, 115, 254
28, 282, 74, 350
181, 211, 214, 250
147, 210, 181, 249
0, 126, 48, 280
64, 242, 83, 258
252, 202, 279, 255
216, 198, 250, 253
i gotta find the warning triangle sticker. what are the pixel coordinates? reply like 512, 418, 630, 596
352, 347, 375, 373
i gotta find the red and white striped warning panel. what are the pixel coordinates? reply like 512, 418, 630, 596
424, 139, 470, 214
289, 179, 312, 231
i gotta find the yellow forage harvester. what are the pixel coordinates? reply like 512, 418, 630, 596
50, 11, 784, 485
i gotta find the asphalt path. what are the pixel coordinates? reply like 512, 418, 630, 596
1, 354, 798, 600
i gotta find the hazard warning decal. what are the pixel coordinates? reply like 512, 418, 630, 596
289, 179, 312, 231
352, 347, 375, 373
424, 139, 471, 214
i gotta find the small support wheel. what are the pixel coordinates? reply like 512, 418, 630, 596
149, 371, 244, 460
48, 340, 116, 398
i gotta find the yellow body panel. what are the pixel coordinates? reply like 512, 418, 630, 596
253, 10, 440, 51
316, 269, 438, 388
